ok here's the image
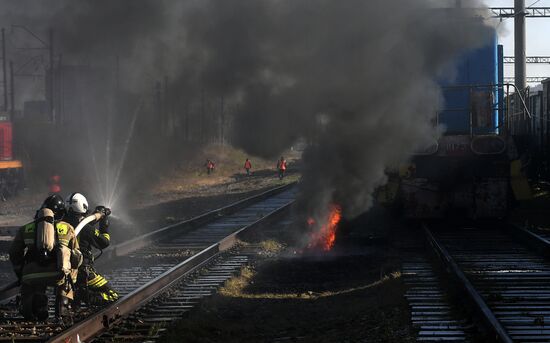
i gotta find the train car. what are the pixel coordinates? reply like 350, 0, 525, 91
386, 34, 531, 219
0, 114, 23, 199
511, 79, 550, 180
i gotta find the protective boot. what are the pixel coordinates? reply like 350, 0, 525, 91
33, 294, 50, 321
20, 293, 48, 321
82, 269, 118, 306
99, 287, 119, 303
55, 295, 73, 326
19, 284, 49, 321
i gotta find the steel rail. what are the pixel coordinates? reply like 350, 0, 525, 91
101, 181, 296, 258
506, 224, 550, 258
48, 193, 294, 343
423, 224, 513, 343
0, 182, 296, 301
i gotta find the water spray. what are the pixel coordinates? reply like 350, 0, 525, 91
85, 110, 107, 205
106, 101, 143, 209
83, 100, 143, 214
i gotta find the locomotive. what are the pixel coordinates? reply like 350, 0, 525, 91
381, 34, 532, 219
0, 114, 23, 199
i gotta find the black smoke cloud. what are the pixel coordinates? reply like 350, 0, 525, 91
1, 0, 493, 219
174, 0, 494, 217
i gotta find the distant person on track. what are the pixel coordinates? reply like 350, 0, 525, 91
9, 194, 82, 323
277, 156, 287, 179
64, 193, 119, 307
206, 159, 215, 175
48, 173, 61, 194
244, 158, 252, 176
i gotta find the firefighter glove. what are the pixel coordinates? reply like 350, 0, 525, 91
94, 206, 111, 217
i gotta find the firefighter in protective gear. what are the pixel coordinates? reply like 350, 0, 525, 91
277, 156, 287, 180
9, 194, 82, 322
64, 193, 118, 306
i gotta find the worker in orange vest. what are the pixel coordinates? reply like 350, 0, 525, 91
244, 158, 252, 176
205, 159, 215, 175
277, 156, 287, 179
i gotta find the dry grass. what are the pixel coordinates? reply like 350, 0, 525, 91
154, 144, 300, 194
219, 266, 256, 297
260, 240, 285, 254
130, 144, 301, 209
219, 264, 401, 300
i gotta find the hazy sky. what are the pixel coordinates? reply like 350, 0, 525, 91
483, 0, 550, 84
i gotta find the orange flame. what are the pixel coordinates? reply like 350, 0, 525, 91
307, 204, 342, 251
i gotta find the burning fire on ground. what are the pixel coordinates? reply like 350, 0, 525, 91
306, 204, 342, 252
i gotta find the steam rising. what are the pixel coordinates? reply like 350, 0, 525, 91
2, 0, 493, 219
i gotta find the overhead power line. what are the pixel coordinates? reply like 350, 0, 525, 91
504, 77, 549, 83
503, 56, 550, 64
490, 7, 550, 17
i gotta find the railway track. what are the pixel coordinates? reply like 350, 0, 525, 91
399, 231, 474, 342
426, 224, 550, 343
403, 257, 473, 342
0, 183, 296, 342
92, 248, 254, 342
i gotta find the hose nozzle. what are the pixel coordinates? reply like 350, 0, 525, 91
94, 206, 111, 217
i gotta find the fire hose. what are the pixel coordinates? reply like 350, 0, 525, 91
74, 213, 102, 237
74, 207, 111, 237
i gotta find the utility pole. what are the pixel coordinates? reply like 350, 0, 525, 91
1, 28, 7, 113
9, 60, 14, 117
113, 55, 119, 137
164, 75, 169, 136
48, 28, 55, 123
185, 103, 189, 141
115, 55, 120, 95
201, 89, 205, 143
58, 54, 63, 124
515, 0, 527, 91
155, 81, 162, 134
220, 96, 224, 145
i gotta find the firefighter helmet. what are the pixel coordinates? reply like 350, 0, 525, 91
66, 192, 89, 214
41, 194, 66, 220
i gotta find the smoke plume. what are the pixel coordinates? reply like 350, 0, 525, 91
1, 0, 494, 219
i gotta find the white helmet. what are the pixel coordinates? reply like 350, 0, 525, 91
66, 192, 89, 214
